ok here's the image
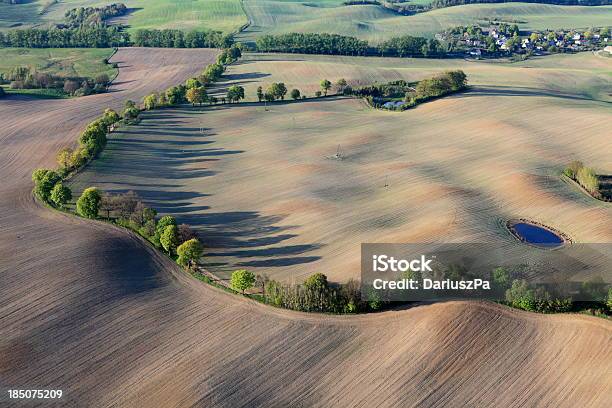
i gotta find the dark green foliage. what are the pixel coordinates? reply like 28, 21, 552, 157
290, 88, 301, 100
78, 119, 107, 159
0, 87, 5, 98
131, 29, 232, 48
76, 187, 102, 218
226, 85, 244, 103
3, 65, 108, 96
256, 33, 369, 56
266, 82, 287, 100
0, 27, 130, 48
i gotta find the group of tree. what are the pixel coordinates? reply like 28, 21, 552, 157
0, 28, 232, 49
73, 188, 204, 267
410, 70, 467, 100
31, 169, 72, 208
429, 0, 611, 8
255, 32, 446, 58
257, 82, 288, 102
563, 161, 602, 198
62, 3, 127, 29
131, 29, 232, 48
0, 27, 130, 48
378, 36, 445, 57
229, 271, 380, 313
55, 108, 121, 177
256, 33, 369, 56
1, 66, 111, 96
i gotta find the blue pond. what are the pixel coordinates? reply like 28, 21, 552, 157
511, 222, 564, 248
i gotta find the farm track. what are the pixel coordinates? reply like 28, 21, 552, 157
0, 48, 611, 407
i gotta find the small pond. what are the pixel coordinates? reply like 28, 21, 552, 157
508, 222, 565, 249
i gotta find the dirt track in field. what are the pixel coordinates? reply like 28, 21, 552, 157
0, 48, 611, 407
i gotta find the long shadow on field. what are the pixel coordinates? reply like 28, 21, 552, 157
456, 86, 608, 103
180, 211, 323, 270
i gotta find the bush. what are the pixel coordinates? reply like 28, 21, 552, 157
76, 187, 102, 218
576, 166, 599, 195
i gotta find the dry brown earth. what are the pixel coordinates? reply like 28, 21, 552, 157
0, 49, 611, 407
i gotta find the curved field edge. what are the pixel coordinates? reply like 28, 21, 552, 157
1, 48, 611, 407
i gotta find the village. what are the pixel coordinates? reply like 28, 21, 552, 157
438, 23, 611, 58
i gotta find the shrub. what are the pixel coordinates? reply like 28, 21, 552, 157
231, 269, 256, 294
290, 88, 301, 100
156, 215, 176, 235
76, 187, 102, 218
564, 160, 583, 179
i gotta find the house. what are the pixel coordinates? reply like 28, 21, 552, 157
573, 33, 581, 40
468, 48, 482, 57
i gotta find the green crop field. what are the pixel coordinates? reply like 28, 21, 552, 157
0, 48, 116, 79
238, 1, 612, 43
0, 0, 247, 33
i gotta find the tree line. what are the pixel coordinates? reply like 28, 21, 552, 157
0, 28, 231, 49
563, 161, 608, 201
1, 65, 111, 96
255, 32, 448, 57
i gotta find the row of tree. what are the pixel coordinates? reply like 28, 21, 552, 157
1, 66, 111, 96
227, 271, 380, 313
255, 32, 447, 57
0, 28, 231, 49
141, 46, 244, 109
563, 161, 602, 197
131, 29, 233, 48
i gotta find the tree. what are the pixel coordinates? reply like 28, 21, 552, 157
268, 82, 287, 100
76, 187, 102, 218
56, 147, 74, 171
186, 86, 207, 106
320, 79, 331, 96
256, 86, 264, 102
492, 267, 511, 289
290, 88, 301, 100
50, 182, 72, 208
335, 78, 347, 93
185, 77, 201, 89
505, 279, 535, 311
63, 80, 79, 95
95, 73, 110, 86
226, 85, 244, 103
32, 168, 61, 202
0, 87, 5, 98
230, 269, 255, 294
607, 287, 612, 310
304, 273, 328, 291
264, 92, 275, 102
156, 214, 175, 230
576, 166, 599, 195
143, 93, 158, 110
160, 224, 179, 254
177, 238, 203, 269
178, 223, 198, 243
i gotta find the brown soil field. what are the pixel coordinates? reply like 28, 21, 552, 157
72, 53, 612, 283
1, 49, 611, 407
